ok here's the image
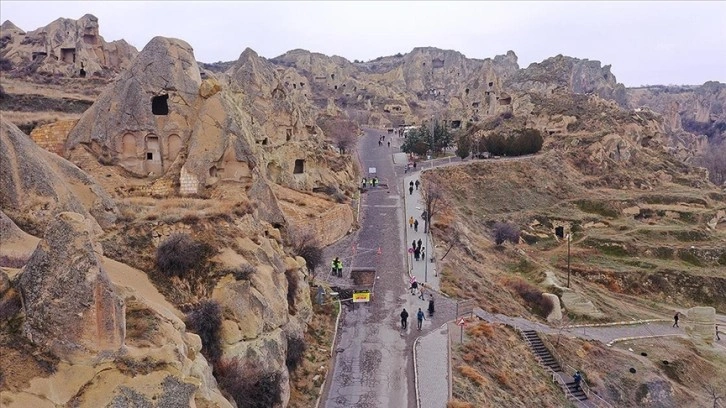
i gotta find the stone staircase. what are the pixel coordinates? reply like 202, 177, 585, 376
521, 329, 591, 406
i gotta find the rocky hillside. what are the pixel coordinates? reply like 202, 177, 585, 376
1, 35, 359, 408
0, 14, 137, 77
268, 48, 725, 161
627, 82, 726, 158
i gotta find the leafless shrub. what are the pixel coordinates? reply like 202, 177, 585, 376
492, 222, 520, 245
186, 300, 223, 364
290, 229, 323, 279
285, 335, 306, 371
214, 358, 283, 408
506, 278, 554, 318
156, 233, 213, 279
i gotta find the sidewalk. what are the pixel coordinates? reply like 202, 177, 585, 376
403, 172, 440, 291
415, 323, 449, 408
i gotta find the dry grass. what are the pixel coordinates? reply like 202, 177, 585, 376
450, 322, 566, 406
549, 334, 726, 407
288, 289, 338, 408
0, 110, 83, 124
1, 76, 102, 101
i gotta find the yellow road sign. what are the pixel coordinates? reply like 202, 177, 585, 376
353, 290, 371, 303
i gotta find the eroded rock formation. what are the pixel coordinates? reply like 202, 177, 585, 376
0, 119, 118, 235
0, 14, 137, 76
17, 212, 124, 363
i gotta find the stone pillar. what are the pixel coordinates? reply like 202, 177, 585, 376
542, 292, 562, 322
684, 306, 716, 345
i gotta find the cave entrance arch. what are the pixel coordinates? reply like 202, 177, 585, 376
293, 159, 305, 174
144, 135, 162, 175
167, 134, 182, 162
121, 133, 137, 158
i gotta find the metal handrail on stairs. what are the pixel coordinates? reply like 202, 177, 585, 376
538, 333, 614, 408
515, 327, 583, 404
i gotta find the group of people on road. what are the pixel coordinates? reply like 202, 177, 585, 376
411, 239, 425, 262
400, 306, 429, 331
331, 257, 343, 277
378, 135, 390, 147
362, 177, 379, 189
673, 311, 721, 341
408, 216, 419, 232
407, 179, 420, 196
401, 276, 435, 331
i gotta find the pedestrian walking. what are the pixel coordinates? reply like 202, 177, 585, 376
410, 278, 419, 295
409, 185, 414, 195
413, 161, 417, 169
417, 308, 425, 330
415, 180, 420, 190
361, 177, 367, 189
409, 180, 414, 189
400, 308, 409, 330
411, 240, 417, 251
673, 312, 679, 328
428, 294, 435, 316
573, 371, 582, 390
387, 141, 391, 147
409, 217, 414, 228
414, 219, 419, 232
716, 324, 721, 341
421, 247, 425, 261
418, 284, 426, 300
379, 139, 383, 146
373, 177, 378, 187
417, 239, 422, 249
414, 247, 420, 261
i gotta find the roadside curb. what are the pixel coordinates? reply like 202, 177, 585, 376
413, 335, 422, 408
314, 297, 343, 408
606, 333, 686, 347
566, 318, 670, 329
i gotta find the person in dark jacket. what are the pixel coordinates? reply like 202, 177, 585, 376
400, 308, 409, 329
428, 294, 435, 316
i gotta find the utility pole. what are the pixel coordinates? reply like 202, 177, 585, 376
424, 232, 428, 282
567, 233, 571, 288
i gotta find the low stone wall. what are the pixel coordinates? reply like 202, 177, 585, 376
30, 119, 78, 155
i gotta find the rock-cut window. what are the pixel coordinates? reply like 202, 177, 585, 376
151, 95, 169, 115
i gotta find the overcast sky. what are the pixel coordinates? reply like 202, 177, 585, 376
2, 1, 724, 87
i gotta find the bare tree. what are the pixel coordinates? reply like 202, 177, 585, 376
317, 115, 359, 154
421, 180, 442, 233
288, 227, 323, 283
696, 142, 726, 186
704, 383, 723, 408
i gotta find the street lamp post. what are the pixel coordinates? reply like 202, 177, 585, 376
424, 231, 428, 282
567, 233, 571, 288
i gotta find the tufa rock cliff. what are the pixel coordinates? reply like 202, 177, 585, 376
0, 14, 137, 77
0, 119, 118, 236
16, 212, 125, 364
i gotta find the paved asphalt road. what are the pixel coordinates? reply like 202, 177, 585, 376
320, 128, 414, 408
